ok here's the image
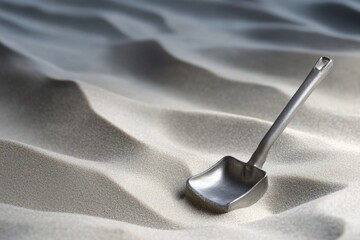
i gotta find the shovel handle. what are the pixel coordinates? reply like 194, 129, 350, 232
248, 57, 333, 168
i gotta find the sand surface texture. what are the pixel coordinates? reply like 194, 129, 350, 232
1, 0, 360, 239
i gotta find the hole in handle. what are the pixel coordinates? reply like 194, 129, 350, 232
315, 57, 331, 70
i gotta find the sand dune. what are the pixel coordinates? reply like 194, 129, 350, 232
0, 0, 360, 239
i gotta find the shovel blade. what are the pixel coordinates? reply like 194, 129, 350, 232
185, 156, 268, 213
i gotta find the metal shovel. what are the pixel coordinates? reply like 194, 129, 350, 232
185, 57, 333, 213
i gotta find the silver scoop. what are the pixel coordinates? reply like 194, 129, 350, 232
185, 57, 333, 213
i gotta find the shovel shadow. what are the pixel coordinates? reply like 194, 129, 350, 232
264, 176, 345, 213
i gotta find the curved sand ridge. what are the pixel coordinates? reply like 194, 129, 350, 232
0, 0, 360, 239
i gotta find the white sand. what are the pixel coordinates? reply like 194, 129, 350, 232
1, 0, 360, 239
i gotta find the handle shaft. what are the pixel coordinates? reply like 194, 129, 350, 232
248, 57, 333, 168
